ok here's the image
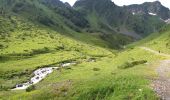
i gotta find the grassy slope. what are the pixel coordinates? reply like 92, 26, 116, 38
1, 47, 166, 100
10, 25, 170, 100
129, 25, 170, 54
1, 21, 169, 99
144, 30, 170, 54
0, 16, 112, 91
1, 17, 169, 99
0, 0, 129, 50
11, 0, 133, 49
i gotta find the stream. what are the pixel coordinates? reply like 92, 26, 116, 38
12, 62, 76, 90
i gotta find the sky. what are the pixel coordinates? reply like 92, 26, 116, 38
60, 0, 170, 9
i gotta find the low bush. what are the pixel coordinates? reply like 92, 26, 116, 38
118, 60, 147, 69
31, 47, 50, 55
26, 85, 35, 92
93, 68, 100, 71
64, 67, 72, 70
0, 44, 4, 49
0, 85, 9, 91
0, 69, 32, 79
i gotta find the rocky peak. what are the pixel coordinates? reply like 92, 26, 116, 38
64, 2, 71, 8
152, 1, 162, 5
125, 1, 170, 20
74, 0, 116, 10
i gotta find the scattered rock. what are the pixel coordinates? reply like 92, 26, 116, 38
12, 62, 77, 90
151, 60, 170, 100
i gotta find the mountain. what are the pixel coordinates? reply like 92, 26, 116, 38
125, 1, 170, 20
0, 0, 167, 49
74, 0, 165, 37
0, 0, 134, 49
0, 0, 88, 32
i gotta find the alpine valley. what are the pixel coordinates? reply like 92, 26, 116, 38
1, 0, 170, 100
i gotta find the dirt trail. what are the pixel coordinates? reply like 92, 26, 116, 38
152, 60, 170, 100
140, 47, 170, 100
139, 47, 170, 57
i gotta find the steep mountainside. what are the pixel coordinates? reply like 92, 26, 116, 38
74, 0, 165, 37
0, 0, 168, 49
0, 0, 88, 33
0, 0, 133, 49
125, 1, 170, 20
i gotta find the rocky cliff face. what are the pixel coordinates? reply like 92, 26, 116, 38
125, 1, 170, 20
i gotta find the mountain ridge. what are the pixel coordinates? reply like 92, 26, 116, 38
125, 1, 170, 20
0, 0, 168, 49
74, 0, 166, 37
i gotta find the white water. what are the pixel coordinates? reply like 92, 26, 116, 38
12, 63, 76, 90
62, 62, 76, 67
148, 12, 157, 16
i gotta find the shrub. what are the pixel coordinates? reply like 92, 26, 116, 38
93, 68, 100, 71
38, 16, 54, 26
64, 67, 72, 70
26, 85, 35, 92
31, 47, 50, 55
118, 60, 147, 69
0, 85, 9, 91
13, 3, 24, 11
55, 46, 64, 50
0, 44, 4, 49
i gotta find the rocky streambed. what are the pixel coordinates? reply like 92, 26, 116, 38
12, 62, 76, 90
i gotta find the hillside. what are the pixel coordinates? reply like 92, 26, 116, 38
1, 23, 170, 99
133, 24, 170, 54
0, 0, 133, 49
0, 0, 167, 49
74, 0, 165, 37
0, 14, 113, 91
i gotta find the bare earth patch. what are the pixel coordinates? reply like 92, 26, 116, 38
152, 60, 170, 100
139, 47, 170, 100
